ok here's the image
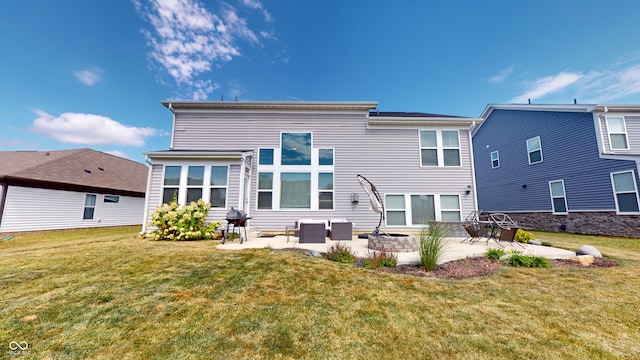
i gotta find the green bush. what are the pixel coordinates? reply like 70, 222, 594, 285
148, 199, 220, 241
326, 242, 357, 264
486, 248, 506, 260
363, 250, 398, 269
503, 250, 551, 268
514, 229, 535, 243
418, 222, 448, 271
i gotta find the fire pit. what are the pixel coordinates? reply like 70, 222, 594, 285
222, 207, 251, 244
368, 233, 418, 252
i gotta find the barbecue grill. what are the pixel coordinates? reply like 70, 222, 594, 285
222, 207, 251, 244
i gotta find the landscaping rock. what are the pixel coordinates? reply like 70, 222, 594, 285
307, 250, 322, 258
568, 255, 595, 266
576, 245, 602, 258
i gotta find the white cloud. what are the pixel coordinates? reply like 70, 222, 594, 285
511, 72, 583, 103
239, 0, 272, 22
135, 0, 272, 100
577, 65, 640, 103
73, 67, 104, 86
30, 110, 167, 146
489, 66, 514, 83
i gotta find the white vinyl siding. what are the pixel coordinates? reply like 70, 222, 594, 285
0, 186, 144, 232
605, 116, 629, 150
611, 170, 640, 213
549, 180, 568, 214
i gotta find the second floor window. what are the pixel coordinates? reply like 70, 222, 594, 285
419, 130, 460, 167
606, 116, 629, 150
527, 136, 543, 165
491, 151, 500, 169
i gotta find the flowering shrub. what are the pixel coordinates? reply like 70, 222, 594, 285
148, 199, 220, 241
514, 229, 535, 243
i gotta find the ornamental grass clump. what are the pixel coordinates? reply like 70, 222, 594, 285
418, 221, 449, 271
149, 199, 220, 241
326, 242, 357, 264
363, 250, 398, 269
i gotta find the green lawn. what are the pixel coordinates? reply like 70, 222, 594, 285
1, 226, 639, 359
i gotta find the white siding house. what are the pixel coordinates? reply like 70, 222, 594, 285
0, 149, 149, 233
143, 101, 482, 234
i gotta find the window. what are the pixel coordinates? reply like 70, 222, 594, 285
385, 194, 457, 225
280, 172, 311, 209
419, 131, 438, 166
259, 148, 274, 165
319, 148, 334, 165
440, 195, 461, 221
606, 116, 629, 150
549, 180, 568, 214
104, 195, 120, 203
442, 131, 461, 166
527, 136, 543, 164
210, 166, 228, 208
611, 171, 640, 213
420, 130, 460, 167
410, 195, 435, 225
386, 195, 406, 226
186, 166, 204, 203
257, 172, 273, 209
491, 151, 500, 169
318, 172, 334, 210
281, 132, 311, 165
83, 194, 97, 220
162, 166, 181, 204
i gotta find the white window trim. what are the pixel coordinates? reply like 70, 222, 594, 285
161, 163, 231, 208
610, 170, 640, 214
491, 151, 500, 169
549, 180, 568, 215
256, 133, 335, 211
526, 136, 543, 165
384, 194, 461, 227
419, 129, 462, 168
605, 116, 630, 150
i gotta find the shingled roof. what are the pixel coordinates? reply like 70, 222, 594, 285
0, 149, 148, 197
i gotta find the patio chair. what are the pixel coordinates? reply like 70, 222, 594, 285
330, 219, 353, 240
489, 213, 525, 248
298, 221, 327, 243
461, 211, 488, 243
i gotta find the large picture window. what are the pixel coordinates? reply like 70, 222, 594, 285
611, 171, 640, 213
420, 130, 460, 167
527, 136, 543, 165
549, 180, 568, 214
280, 172, 311, 209
281, 132, 311, 165
606, 116, 629, 150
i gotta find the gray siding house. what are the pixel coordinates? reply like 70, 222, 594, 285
0, 149, 149, 233
473, 104, 640, 237
142, 101, 482, 235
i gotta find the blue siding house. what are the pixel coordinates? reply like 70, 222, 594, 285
472, 104, 640, 237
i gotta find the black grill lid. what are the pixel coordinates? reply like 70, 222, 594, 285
226, 207, 247, 220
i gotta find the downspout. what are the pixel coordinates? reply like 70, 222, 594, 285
467, 125, 479, 213
0, 183, 6, 231
168, 102, 176, 150
139, 155, 154, 236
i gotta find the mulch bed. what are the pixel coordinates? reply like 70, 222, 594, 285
274, 248, 619, 280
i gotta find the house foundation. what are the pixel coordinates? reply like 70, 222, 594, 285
506, 212, 640, 238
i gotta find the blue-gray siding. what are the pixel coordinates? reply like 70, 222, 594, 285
473, 109, 639, 212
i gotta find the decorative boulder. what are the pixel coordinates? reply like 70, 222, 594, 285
307, 250, 323, 258
568, 255, 595, 266
576, 245, 602, 258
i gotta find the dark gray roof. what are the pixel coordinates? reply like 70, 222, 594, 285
369, 111, 464, 118
0, 148, 148, 196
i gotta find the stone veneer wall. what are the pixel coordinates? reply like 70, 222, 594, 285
368, 234, 418, 252
505, 212, 640, 238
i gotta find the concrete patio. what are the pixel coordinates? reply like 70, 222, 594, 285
216, 234, 577, 265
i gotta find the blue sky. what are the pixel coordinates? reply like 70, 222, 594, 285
2, 0, 640, 164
